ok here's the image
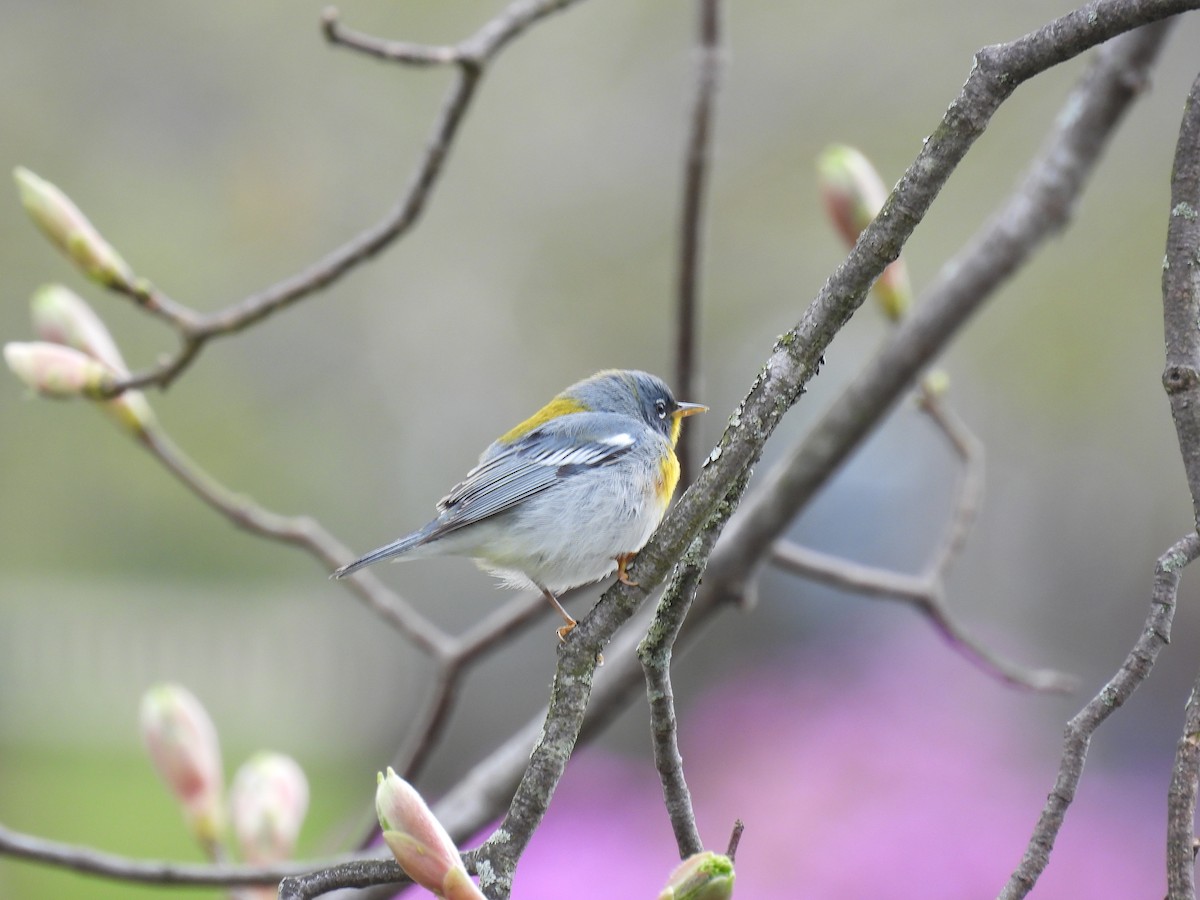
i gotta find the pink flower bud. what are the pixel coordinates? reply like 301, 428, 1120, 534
31, 283, 127, 373
816, 144, 912, 322
139, 684, 225, 850
13, 167, 136, 291
375, 768, 484, 899
27, 284, 156, 435
229, 752, 309, 865
4, 342, 115, 399
657, 851, 735, 900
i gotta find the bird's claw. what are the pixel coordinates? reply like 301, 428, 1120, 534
615, 552, 639, 587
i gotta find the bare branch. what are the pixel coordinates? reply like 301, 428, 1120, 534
707, 17, 1177, 597
138, 426, 450, 654
770, 541, 1076, 693
1162, 71, 1200, 525
769, 380, 1074, 693
726, 820, 745, 862
1161, 63, 1200, 900
0, 821, 374, 888
99, 0, 591, 395
278, 858, 404, 900
917, 386, 985, 578
674, 0, 723, 486
637, 526, 724, 859
322, 8, 459, 66
999, 533, 1200, 899
1169, 679, 1200, 899
421, 7, 1183, 873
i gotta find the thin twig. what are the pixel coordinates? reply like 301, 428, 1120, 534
917, 386, 986, 578
726, 820, 744, 862
100, 0, 591, 396
637, 526, 725, 859
0, 821, 374, 888
769, 380, 1074, 693
1160, 63, 1200, 900
770, 541, 1076, 692
138, 426, 450, 655
322, 8, 459, 66
999, 533, 1200, 899
674, 0, 722, 486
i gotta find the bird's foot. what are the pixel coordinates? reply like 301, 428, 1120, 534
615, 552, 639, 587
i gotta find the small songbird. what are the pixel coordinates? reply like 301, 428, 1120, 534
332, 369, 706, 638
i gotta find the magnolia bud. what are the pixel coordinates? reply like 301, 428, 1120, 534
658, 851, 735, 900
229, 752, 309, 865
31, 283, 127, 373
26, 284, 156, 434
4, 342, 115, 398
375, 768, 484, 899
139, 684, 225, 851
13, 167, 136, 291
816, 144, 913, 321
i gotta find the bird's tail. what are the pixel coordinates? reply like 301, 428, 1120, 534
330, 521, 441, 579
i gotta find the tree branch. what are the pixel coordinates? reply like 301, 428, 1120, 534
100, 0, 591, 395
674, 0, 722, 486
706, 16, 1178, 598
1161, 63, 1200, 900
423, 8, 1183, 880
637, 525, 725, 859
0, 821, 373, 888
999, 533, 1200, 899
770, 384, 1075, 693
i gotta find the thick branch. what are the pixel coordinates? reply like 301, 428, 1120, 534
1163, 65, 1200, 900
1162, 70, 1200, 526
422, 8, 1182, 875
707, 17, 1177, 597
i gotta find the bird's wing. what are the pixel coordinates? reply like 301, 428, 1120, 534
433, 414, 639, 532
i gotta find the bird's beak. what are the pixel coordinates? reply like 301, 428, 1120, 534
673, 402, 708, 419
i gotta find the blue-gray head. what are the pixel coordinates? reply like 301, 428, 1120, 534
562, 370, 706, 443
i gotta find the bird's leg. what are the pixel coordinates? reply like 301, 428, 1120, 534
541, 587, 577, 641
615, 552, 639, 587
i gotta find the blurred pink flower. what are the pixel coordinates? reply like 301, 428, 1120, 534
509, 627, 1161, 899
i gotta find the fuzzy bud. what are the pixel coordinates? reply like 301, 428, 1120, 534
376, 768, 484, 899
27, 284, 155, 434
13, 166, 136, 291
816, 144, 913, 321
230, 752, 309, 865
921, 368, 951, 399
4, 342, 115, 399
31, 283, 127, 372
658, 851, 735, 900
139, 684, 225, 851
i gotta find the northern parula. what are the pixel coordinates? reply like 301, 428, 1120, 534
332, 369, 706, 637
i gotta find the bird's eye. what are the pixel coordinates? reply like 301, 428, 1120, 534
655, 399, 668, 419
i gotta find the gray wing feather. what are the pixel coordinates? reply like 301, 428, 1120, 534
433, 418, 636, 532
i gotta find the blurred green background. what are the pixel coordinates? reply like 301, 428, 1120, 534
3, 1, 1200, 897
